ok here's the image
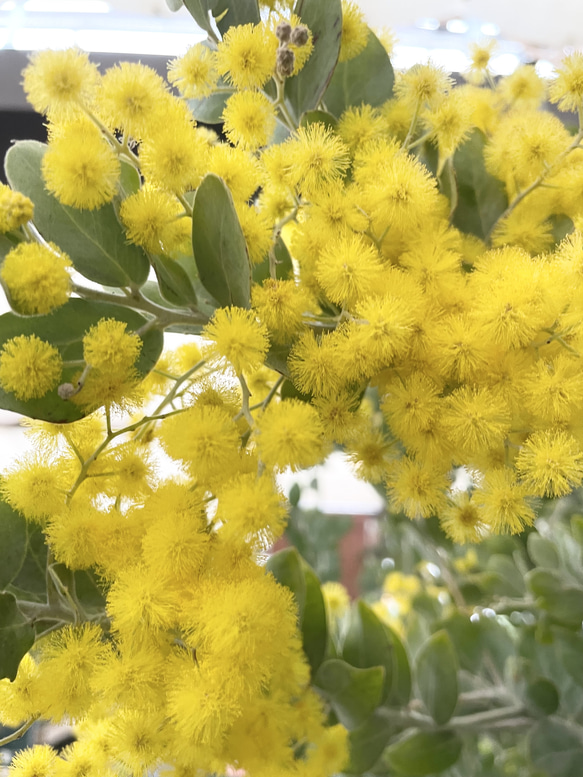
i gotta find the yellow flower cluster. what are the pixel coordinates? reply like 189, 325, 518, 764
5, 5, 583, 777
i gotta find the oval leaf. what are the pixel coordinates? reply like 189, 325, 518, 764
0, 298, 164, 422
189, 90, 235, 123
416, 630, 458, 725
528, 533, 560, 569
346, 709, 395, 774
300, 560, 328, 674
385, 730, 463, 776
192, 174, 251, 309
323, 30, 394, 118
0, 592, 35, 681
213, 0, 259, 35
0, 498, 27, 591
266, 547, 307, 620
4, 141, 149, 288
285, 0, 342, 121
150, 253, 198, 308
529, 719, 583, 777
314, 658, 384, 729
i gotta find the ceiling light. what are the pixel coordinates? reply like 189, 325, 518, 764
23, 1, 110, 12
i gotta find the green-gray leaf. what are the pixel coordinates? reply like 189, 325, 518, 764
0, 498, 27, 591
285, 0, 342, 122
314, 658, 384, 729
346, 709, 396, 774
192, 174, 251, 309
384, 730, 463, 776
0, 592, 35, 680
529, 719, 583, 777
416, 630, 458, 725
4, 141, 149, 288
213, 0, 259, 35
150, 253, 198, 308
323, 30, 394, 118
451, 130, 508, 240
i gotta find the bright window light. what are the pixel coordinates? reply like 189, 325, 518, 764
416, 17, 439, 31
481, 22, 500, 37
446, 19, 469, 34
76, 29, 200, 56
0, 1, 16, 10
0, 28, 8, 47
535, 59, 556, 78
430, 48, 470, 71
23, 0, 110, 11
391, 45, 430, 70
12, 26, 76, 49
490, 52, 520, 75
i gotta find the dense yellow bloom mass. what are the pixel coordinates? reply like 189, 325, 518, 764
10, 19, 583, 777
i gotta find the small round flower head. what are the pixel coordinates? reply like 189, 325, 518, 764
167, 43, 219, 99
497, 64, 546, 108
216, 23, 278, 90
203, 307, 269, 375
466, 40, 496, 85
321, 581, 350, 619
288, 123, 350, 198
289, 329, 343, 398
83, 318, 142, 378
7, 745, 58, 777
216, 472, 287, 547
207, 144, 262, 203
549, 51, 583, 112
255, 398, 330, 471
120, 187, 187, 254
252, 278, 310, 343
222, 90, 277, 150
139, 111, 208, 194
1, 242, 71, 315
387, 456, 450, 519
0, 335, 62, 401
0, 184, 34, 233
439, 491, 486, 544
395, 62, 453, 111
1, 452, 68, 522
42, 117, 120, 210
339, 1, 369, 63
97, 62, 169, 138
423, 90, 473, 164
475, 467, 535, 534
316, 231, 383, 309
516, 429, 583, 498
337, 104, 387, 154
22, 48, 100, 118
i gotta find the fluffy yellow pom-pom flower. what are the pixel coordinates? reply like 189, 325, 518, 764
42, 117, 120, 210
203, 307, 269, 375
82, 318, 142, 378
1, 242, 71, 315
22, 48, 100, 118
216, 23, 278, 90
167, 43, 219, 98
0, 334, 62, 401
339, 0, 369, 62
222, 90, 277, 150
255, 398, 330, 471
0, 184, 34, 233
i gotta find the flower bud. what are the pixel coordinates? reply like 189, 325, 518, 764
276, 47, 295, 78
276, 22, 292, 43
290, 25, 309, 47
58, 382, 77, 400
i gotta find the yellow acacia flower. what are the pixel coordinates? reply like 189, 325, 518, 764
465, 40, 496, 85
222, 90, 277, 150
139, 114, 209, 194
0, 184, 33, 233
159, 404, 241, 483
321, 581, 350, 619
22, 48, 100, 118
288, 123, 350, 198
395, 62, 453, 111
7, 745, 58, 777
252, 278, 309, 343
97, 62, 169, 138
339, 1, 369, 63
442, 385, 511, 460
516, 429, 583, 498
203, 307, 269, 375
236, 203, 273, 265
0, 334, 62, 401
0, 654, 42, 727
337, 104, 387, 154
387, 456, 450, 519
316, 231, 383, 309
346, 426, 395, 483
120, 187, 187, 254
255, 398, 330, 471
167, 43, 219, 99
423, 90, 473, 166
439, 492, 486, 544
289, 330, 342, 398
1, 453, 68, 522
475, 467, 535, 533
549, 51, 583, 112
497, 64, 546, 108
206, 144, 262, 203
42, 117, 120, 210
216, 23, 278, 90
83, 318, 142, 377
216, 472, 287, 546
1, 242, 71, 315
